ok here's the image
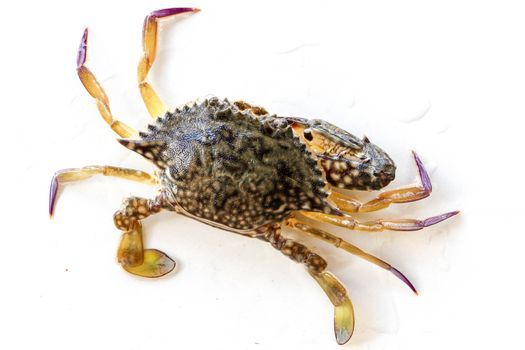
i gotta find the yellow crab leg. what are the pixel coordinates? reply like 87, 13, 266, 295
263, 225, 354, 344
77, 29, 137, 138
117, 221, 175, 278
114, 196, 176, 278
49, 166, 157, 217
118, 221, 143, 266
310, 271, 355, 345
138, 7, 200, 118
286, 217, 418, 294
299, 210, 459, 232
328, 151, 433, 213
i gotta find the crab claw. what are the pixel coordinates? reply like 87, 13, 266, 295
310, 271, 355, 345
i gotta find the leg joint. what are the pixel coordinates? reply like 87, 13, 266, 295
265, 226, 327, 273
114, 197, 161, 231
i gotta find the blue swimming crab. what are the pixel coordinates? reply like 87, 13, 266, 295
50, 8, 459, 345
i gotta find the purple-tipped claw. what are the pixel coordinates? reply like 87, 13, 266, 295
412, 151, 432, 192
422, 211, 460, 227
150, 7, 200, 18
77, 28, 88, 69
389, 267, 418, 295
385, 211, 460, 231
49, 175, 59, 218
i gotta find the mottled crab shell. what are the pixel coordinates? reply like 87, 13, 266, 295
119, 97, 341, 232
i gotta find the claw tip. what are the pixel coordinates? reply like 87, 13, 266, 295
151, 7, 201, 18
411, 150, 432, 192
77, 28, 88, 68
390, 267, 418, 295
49, 175, 58, 218
424, 210, 460, 227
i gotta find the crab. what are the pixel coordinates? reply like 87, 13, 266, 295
50, 8, 459, 345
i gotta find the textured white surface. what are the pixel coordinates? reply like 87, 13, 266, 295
2, 0, 524, 349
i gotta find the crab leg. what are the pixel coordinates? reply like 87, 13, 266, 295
138, 8, 200, 118
77, 29, 137, 138
299, 210, 459, 232
114, 196, 175, 278
310, 271, 355, 345
49, 166, 157, 217
285, 217, 417, 294
329, 151, 433, 213
263, 225, 354, 345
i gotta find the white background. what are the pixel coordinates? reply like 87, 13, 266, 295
2, 0, 524, 349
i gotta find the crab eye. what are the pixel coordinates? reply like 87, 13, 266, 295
303, 128, 314, 141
